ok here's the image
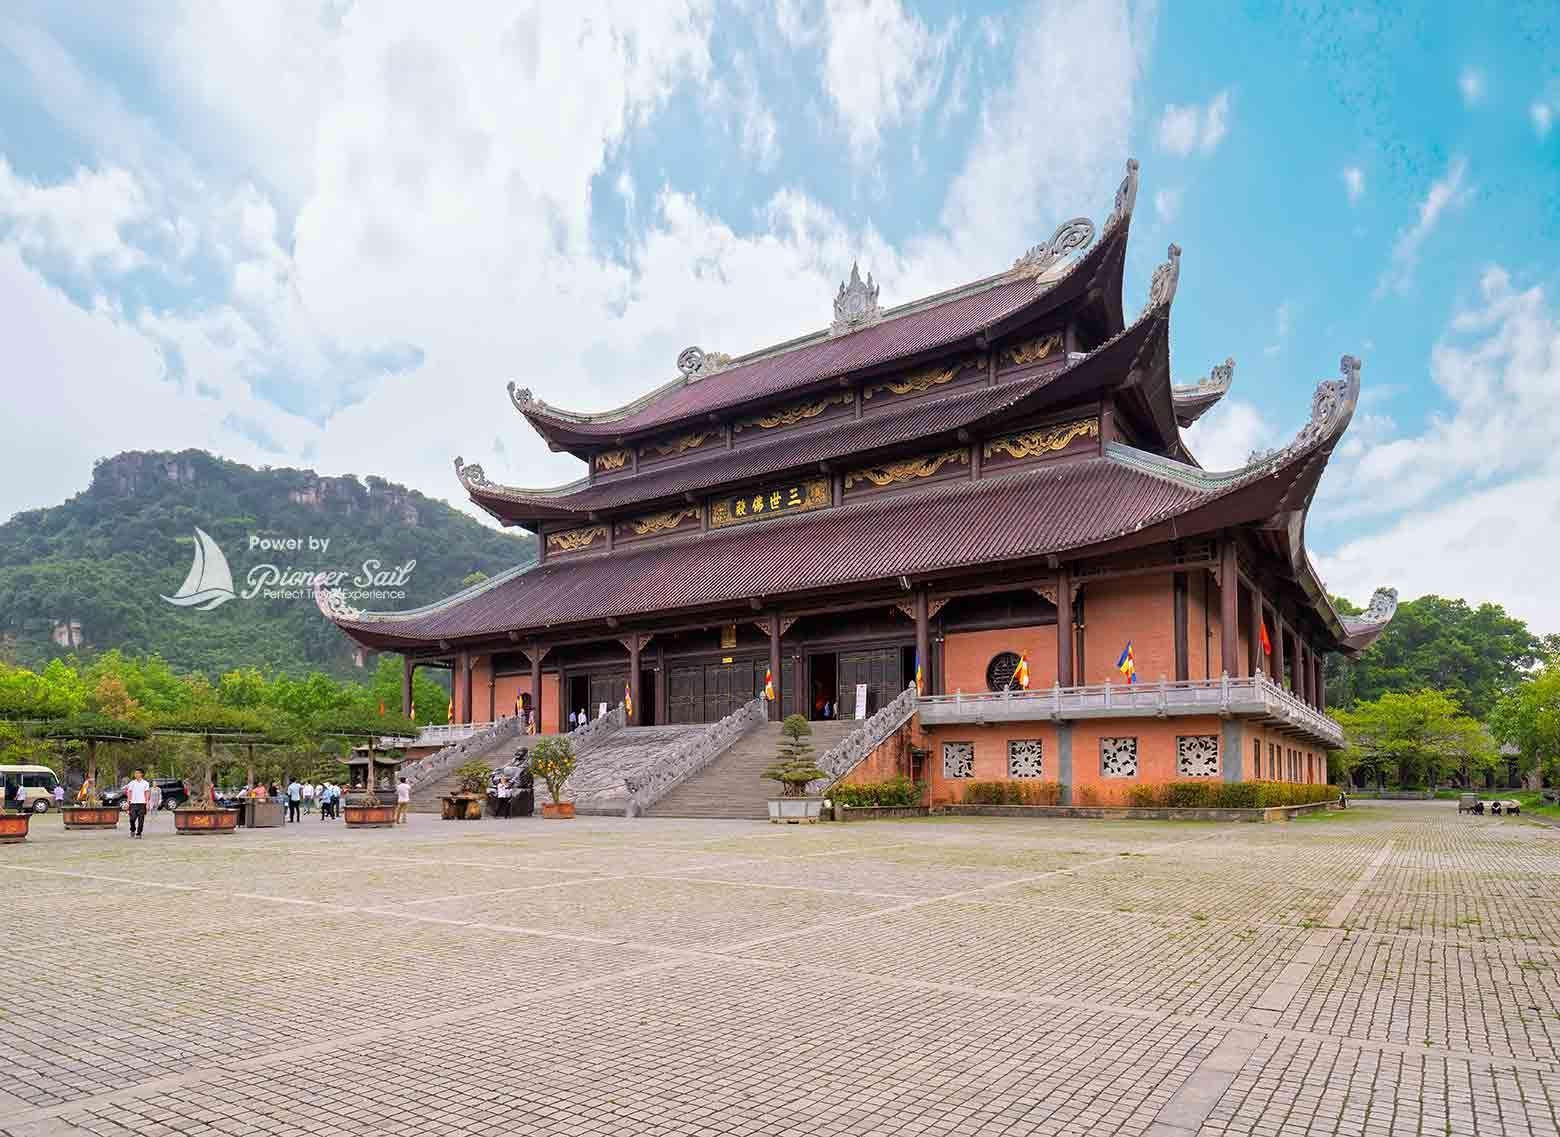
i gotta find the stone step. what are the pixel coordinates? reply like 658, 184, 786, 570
645, 721, 859, 820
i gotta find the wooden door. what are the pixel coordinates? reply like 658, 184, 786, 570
588, 671, 626, 718
780, 657, 798, 719
667, 666, 703, 724
838, 649, 902, 719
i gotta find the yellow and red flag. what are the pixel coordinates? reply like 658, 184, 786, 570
1013, 652, 1031, 690
1260, 621, 1272, 656
378, 700, 385, 716
1116, 641, 1137, 684
914, 650, 923, 694
624, 682, 634, 721
763, 667, 775, 701
447, 697, 454, 723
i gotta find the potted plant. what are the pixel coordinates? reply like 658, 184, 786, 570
530, 736, 577, 819
155, 708, 267, 834
0, 800, 28, 844
311, 708, 415, 828
442, 760, 491, 820
764, 715, 829, 824
39, 715, 150, 828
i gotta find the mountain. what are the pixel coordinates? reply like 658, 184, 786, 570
0, 450, 535, 677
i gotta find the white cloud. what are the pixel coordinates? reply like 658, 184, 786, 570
0, 0, 1150, 529
1533, 101, 1554, 138
1153, 186, 1181, 223
1342, 166, 1364, 203
1156, 89, 1231, 156
0, 157, 148, 274
1183, 400, 1274, 472
1375, 156, 1471, 297
1458, 67, 1485, 106
818, 0, 952, 156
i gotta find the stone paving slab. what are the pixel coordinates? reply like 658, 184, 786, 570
4, 802, 1560, 1136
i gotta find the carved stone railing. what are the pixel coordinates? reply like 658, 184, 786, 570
812, 684, 919, 791
623, 698, 766, 817
405, 715, 521, 793
916, 672, 1343, 747
411, 722, 486, 747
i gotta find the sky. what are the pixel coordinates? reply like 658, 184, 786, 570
1, 1, 1558, 631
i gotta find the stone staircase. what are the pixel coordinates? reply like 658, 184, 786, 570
537, 725, 708, 815
408, 730, 542, 813
645, 720, 859, 820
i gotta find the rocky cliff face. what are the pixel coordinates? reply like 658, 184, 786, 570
91, 452, 200, 497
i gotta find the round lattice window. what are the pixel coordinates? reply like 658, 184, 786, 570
985, 651, 1022, 692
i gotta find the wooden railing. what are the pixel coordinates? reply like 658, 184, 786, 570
916, 672, 1343, 747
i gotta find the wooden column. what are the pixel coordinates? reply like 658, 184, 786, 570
1273, 618, 1287, 692
459, 650, 472, 723
768, 614, 782, 721
401, 657, 414, 717
487, 661, 496, 722
1248, 581, 1265, 677
1298, 642, 1312, 706
529, 643, 548, 732
915, 590, 931, 694
1219, 538, 1240, 677
628, 635, 641, 723
1173, 572, 1189, 682
1315, 654, 1327, 712
1056, 565, 1074, 686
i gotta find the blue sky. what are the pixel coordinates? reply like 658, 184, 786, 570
1, 1, 1557, 629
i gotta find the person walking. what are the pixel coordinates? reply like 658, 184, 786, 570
52, 782, 65, 810
148, 780, 163, 814
394, 777, 410, 825
302, 781, 315, 815
125, 769, 151, 839
286, 778, 302, 824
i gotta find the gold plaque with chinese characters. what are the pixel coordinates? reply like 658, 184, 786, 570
708, 478, 830, 528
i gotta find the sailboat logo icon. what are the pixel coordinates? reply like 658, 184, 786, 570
161, 527, 237, 610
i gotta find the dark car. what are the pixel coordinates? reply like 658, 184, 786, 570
100, 777, 189, 810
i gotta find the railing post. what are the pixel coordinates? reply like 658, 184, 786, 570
1104, 677, 1111, 708
1220, 670, 1230, 713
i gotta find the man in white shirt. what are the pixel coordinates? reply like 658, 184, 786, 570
125, 770, 151, 839
286, 779, 303, 823
395, 776, 411, 824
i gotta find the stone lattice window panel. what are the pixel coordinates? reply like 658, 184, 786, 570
985, 652, 1022, 691
1100, 737, 1138, 778
1177, 735, 1221, 778
1007, 739, 1044, 779
942, 741, 975, 779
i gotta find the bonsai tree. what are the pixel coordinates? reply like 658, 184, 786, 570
310, 707, 417, 805
36, 714, 151, 804
763, 715, 828, 797
454, 759, 492, 796
152, 706, 270, 808
529, 735, 577, 805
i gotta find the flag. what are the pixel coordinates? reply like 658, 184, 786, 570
1260, 620, 1272, 656
763, 666, 775, 701
914, 650, 923, 694
410, 701, 416, 722
514, 693, 522, 719
1012, 652, 1031, 690
447, 697, 454, 722
624, 682, 634, 721
1116, 641, 1137, 684
378, 700, 385, 716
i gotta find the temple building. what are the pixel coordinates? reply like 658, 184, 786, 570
318, 159, 1395, 806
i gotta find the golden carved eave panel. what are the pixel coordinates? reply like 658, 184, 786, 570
863, 361, 966, 400
983, 418, 1099, 461
594, 448, 631, 472
1002, 332, 1064, 368
546, 525, 607, 553
625, 507, 700, 537
844, 447, 970, 489
733, 392, 851, 433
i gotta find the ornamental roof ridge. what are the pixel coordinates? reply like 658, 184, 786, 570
454, 454, 589, 500
319, 556, 541, 627
511, 158, 1141, 435
1172, 356, 1235, 396
1341, 587, 1398, 633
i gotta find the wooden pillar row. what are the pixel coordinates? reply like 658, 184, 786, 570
628, 635, 642, 723
1218, 537, 1240, 677
1247, 580, 1265, 677
914, 589, 931, 695
1056, 565, 1074, 686
768, 614, 782, 721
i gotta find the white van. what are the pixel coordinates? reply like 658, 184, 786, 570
0, 765, 62, 813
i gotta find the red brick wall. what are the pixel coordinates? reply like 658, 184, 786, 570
1070, 716, 1226, 803
1241, 723, 1326, 784
1081, 577, 1174, 685
943, 627, 1058, 694
918, 721, 1061, 805
839, 726, 912, 786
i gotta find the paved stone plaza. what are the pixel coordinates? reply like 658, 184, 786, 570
2, 802, 1557, 1137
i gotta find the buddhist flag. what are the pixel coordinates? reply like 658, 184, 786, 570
410, 701, 416, 722
1260, 620, 1272, 656
1116, 641, 1137, 684
514, 693, 522, 718
914, 650, 923, 694
378, 700, 385, 716
1012, 652, 1031, 690
624, 682, 634, 721
764, 666, 775, 701
447, 697, 454, 722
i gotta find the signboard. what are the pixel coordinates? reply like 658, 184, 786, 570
854, 683, 868, 720
597, 702, 608, 720
720, 624, 737, 649
709, 478, 830, 529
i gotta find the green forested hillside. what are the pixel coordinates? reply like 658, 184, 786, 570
0, 450, 534, 678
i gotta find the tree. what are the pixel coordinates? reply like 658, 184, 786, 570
1336, 689, 1493, 789
763, 714, 828, 797
529, 735, 577, 805
1490, 666, 1560, 789
1327, 595, 1541, 718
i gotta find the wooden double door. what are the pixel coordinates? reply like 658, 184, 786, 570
666, 658, 762, 724
836, 648, 903, 719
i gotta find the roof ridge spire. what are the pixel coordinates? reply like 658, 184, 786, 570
831, 260, 881, 335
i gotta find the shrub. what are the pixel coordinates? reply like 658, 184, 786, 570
962, 780, 1059, 804
1116, 781, 1336, 809
763, 715, 827, 797
833, 776, 922, 808
1073, 784, 1102, 805
454, 760, 492, 795
529, 735, 577, 803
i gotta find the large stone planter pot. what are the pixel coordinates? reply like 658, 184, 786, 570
768, 797, 825, 824
343, 803, 398, 828
442, 795, 485, 820
62, 806, 122, 829
173, 807, 238, 835
0, 813, 29, 843
541, 802, 575, 819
